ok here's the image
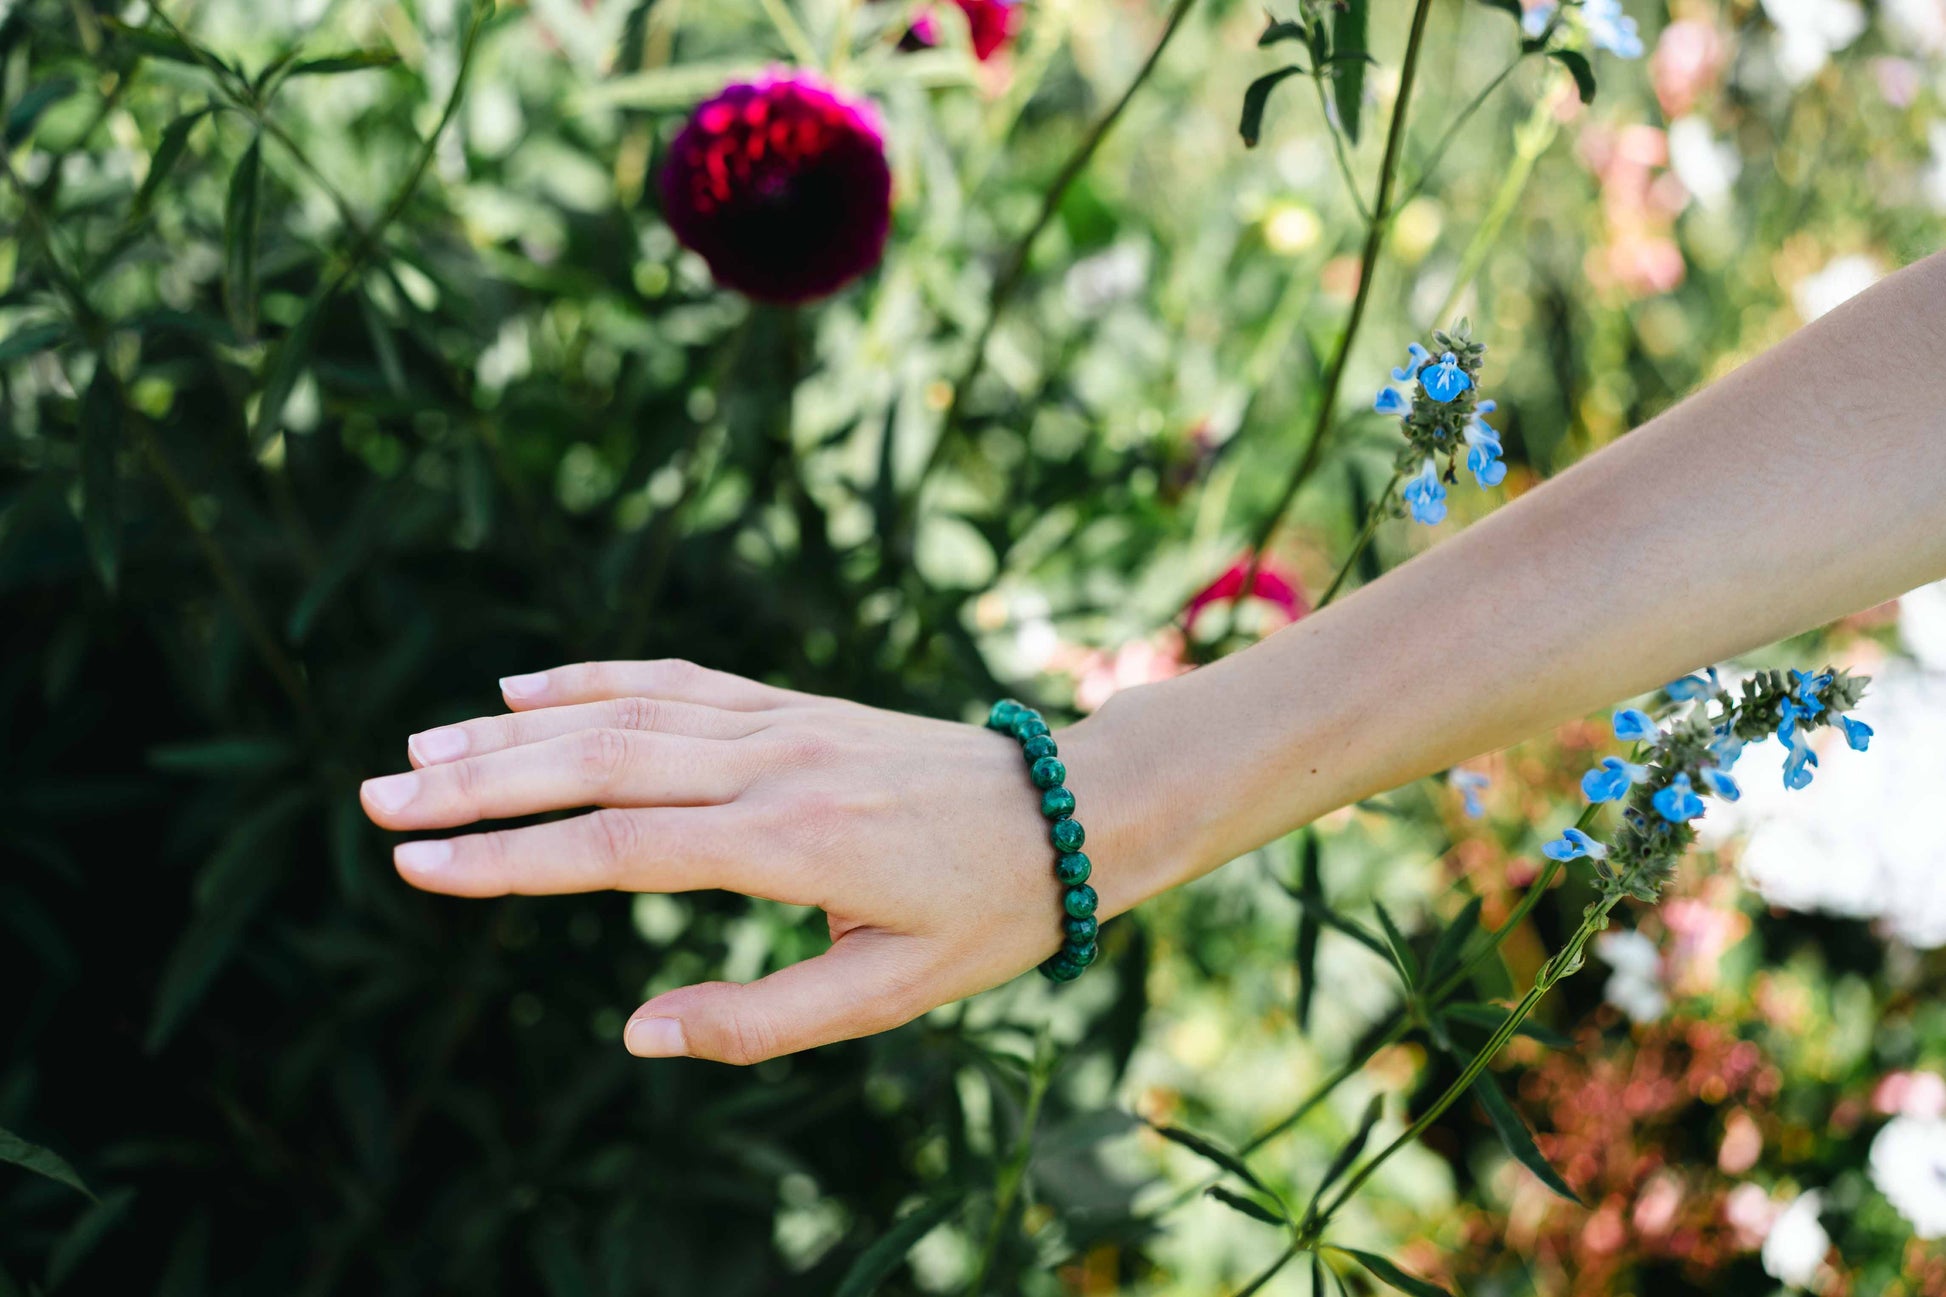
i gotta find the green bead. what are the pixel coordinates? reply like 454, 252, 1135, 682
1011, 713, 1049, 742
1050, 817, 1085, 852
987, 699, 1024, 732
1022, 734, 1058, 762
1063, 884, 1098, 919
1041, 786, 1076, 819
1030, 756, 1066, 790
1039, 953, 1083, 983
1064, 939, 1099, 967
1063, 914, 1098, 944
1054, 851, 1091, 885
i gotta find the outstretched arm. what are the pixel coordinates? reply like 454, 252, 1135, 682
360, 250, 1946, 1064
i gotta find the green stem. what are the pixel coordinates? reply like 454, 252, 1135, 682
757, 0, 823, 67
965, 1035, 1057, 1295
1313, 471, 1401, 609
1221, 0, 1434, 639
1434, 91, 1557, 325
1312, 73, 1371, 223
1393, 54, 1523, 210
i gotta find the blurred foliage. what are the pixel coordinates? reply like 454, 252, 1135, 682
2, 0, 1943, 1293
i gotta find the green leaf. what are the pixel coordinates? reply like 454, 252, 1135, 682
1147, 1122, 1275, 1197
5, 77, 77, 146
1330, 0, 1369, 144
1231, 1246, 1299, 1297
134, 107, 214, 218
78, 366, 122, 594
0, 321, 72, 365
102, 18, 222, 69
147, 737, 296, 775
1549, 49, 1597, 104
1307, 1094, 1383, 1211
289, 50, 402, 76
1474, 0, 1526, 24
1472, 1071, 1581, 1203
223, 135, 264, 340
1371, 901, 1420, 986
831, 1195, 964, 1297
1444, 1001, 1573, 1048
251, 288, 326, 448
1206, 1184, 1287, 1227
0, 1127, 94, 1200
1334, 1247, 1453, 1297
1258, 17, 1308, 46
1295, 833, 1321, 1030
1240, 66, 1306, 148
1425, 895, 1483, 983
1271, 860, 1390, 960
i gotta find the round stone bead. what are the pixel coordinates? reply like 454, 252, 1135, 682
1054, 851, 1091, 885
1064, 939, 1099, 967
1063, 914, 1099, 944
1022, 734, 1058, 762
1050, 817, 1086, 852
1063, 884, 1098, 919
987, 699, 1024, 732
1041, 786, 1076, 820
1011, 714, 1050, 742
1030, 756, 1066, 790
1040, 952, 1083, 983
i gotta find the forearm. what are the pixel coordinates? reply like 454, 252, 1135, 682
1079, 250, 1946, 911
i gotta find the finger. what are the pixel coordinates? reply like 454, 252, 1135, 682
498, 659, 795, 713
360, 729, 745, 831
623, 930, 928, 1064
392, 806, 772, 899
407, 697, 768, 768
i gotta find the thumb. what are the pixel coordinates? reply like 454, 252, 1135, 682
624, 930, 927, 1065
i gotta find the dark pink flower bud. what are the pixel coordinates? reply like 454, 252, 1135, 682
659, 71, 892, 304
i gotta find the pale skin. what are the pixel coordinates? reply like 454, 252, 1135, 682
361, 250, 1946, 1066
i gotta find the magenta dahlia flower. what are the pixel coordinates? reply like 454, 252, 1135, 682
659, 72, 892, 304
906, 0, 1023, 61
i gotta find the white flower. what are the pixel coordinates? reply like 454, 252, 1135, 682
1871, 1116, 1946, 1239
1903, 578, 1946, 671
1759, 0, 1866, 83
1882, 0, 1946, 53
1761, 1190, 1830, 1288
1596, 930, 1667, 1022
1792, 253, 1883, 322
1668, 118, 1741, 210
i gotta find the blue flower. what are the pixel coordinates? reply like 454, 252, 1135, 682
1449, 768, 1490, 819
1652, 773, 1705, 823
1582, 0, 1643, 58
1782, 727, 1820, 790
1708, 729, 1746, 769
1699, 766, 1741, 802
1391, 342, 1431, 382
1612, 708, 1660, 743
1462, 404, 1507, 487
1665, 669, 1720, 701
1521, 1, 1557, 39
1374, 387, 1411, 416
1420, 351, 1472, 403
1839, 715, 1873, 751
1404, 459, 1447, 526
1581, 755, 1649, 803
1542, 826, 1608, 861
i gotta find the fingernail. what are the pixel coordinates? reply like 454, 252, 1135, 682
624, 1017, 688, 1058
395, 839, 452, 875
500, 671, 548, 700
409, 726, 468, 765
361, 771, 421, 814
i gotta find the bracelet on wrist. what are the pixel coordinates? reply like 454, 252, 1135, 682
985, 699, 1099, 982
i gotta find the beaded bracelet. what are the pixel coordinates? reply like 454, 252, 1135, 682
985, 699, 1099, 983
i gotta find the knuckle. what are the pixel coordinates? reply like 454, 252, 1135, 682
575, 728, 634, 790
718, 1008, 782, 1067
648, 658, 700, 690
612, 695, 663, 733
448, 755, 485, 801
775, 730, 836, 768
585, 809, 641, 876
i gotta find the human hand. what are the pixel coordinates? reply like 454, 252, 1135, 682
359, 660, 1172, 1064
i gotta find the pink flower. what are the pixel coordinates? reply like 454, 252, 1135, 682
1650, 21, 1725, 117
1183, 555, 1308, 635
1872, 1070, 1946, 1120
905, 0, 1023, 61
659, 71, 892, 303
1060, 633, 1190, 712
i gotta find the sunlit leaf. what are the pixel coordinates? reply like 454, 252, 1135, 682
1207, 1184, 1286, 1227
5, 77, 77, 146
832, 1195, 964, 1297
1472, 1071, 1581, 1203
1334, 1247, 1453, 1297
1147, 1122, 1275, 1197
134, 107, 214, 218
1330, 0, 1369, 144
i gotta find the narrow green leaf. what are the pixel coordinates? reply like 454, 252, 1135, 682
1148, 1122, 1274, 1197
251, 288, 326, 448
1295, 832, 1322, 1031
1549, 49, 1597, 104
0, 321, 71, 365
134, 107, 214, 217
1240, 66, 1307, 148
1444, 1001, 1573, 1048
147, 737, 296, 774
1371, 901, 1420, 986
1330, 0, 1369, 144
289, 50, 402, 76
1474, 0, 1526, 24
832, 1194, 964, 1297
1472, 1071, 1581, 1203
223, 135, 264, 340
1307, 1094, 1383, 1210
1258, 17, 1308, 46
1231, 1245, 1299, 1297
102, 18, 218, 69
0, 1127, 94, 1200
1206, 1185, 1287, 1227
78, 366, 122, 593
5, 77, 78, 146
1425, 896, 1483, 983
1334, 1247, 1453, 1297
